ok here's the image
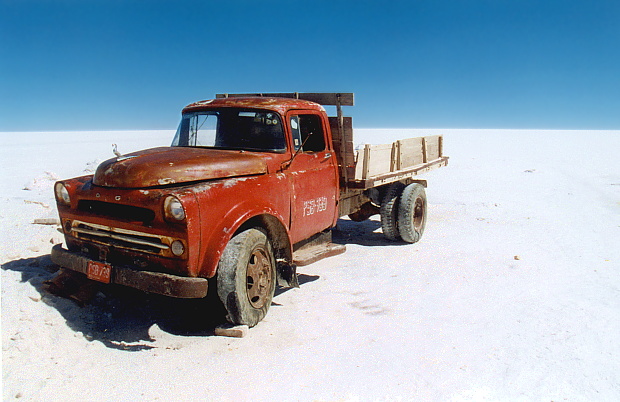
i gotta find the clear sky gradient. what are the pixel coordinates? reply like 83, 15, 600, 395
1, 0, 619, 131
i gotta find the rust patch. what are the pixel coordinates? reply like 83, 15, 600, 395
183, 97, 325, 116
93, 147, 267, 188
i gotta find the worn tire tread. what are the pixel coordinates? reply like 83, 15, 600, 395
380, 182, 405, 241
398, 183, 427, 243
216, 228, 275, 327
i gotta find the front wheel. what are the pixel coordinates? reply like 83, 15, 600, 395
398, 183, 427, 243
217, 228, 276, 327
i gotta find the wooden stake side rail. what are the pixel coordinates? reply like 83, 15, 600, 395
347, 156, 449, 189
347, 135, 448, 190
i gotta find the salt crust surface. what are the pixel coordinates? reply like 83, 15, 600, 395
1, 129, 619, 400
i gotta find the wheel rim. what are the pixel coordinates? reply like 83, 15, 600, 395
246, 245, 272, 309
413, 197, 425, 231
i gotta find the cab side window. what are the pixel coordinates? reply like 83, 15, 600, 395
290, 114, 325, 152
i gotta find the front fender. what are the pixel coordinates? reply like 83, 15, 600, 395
191, 174, 291, 278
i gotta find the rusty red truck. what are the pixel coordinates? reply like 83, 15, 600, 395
51, 93, 448, 327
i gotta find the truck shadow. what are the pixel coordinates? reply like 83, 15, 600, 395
332, 217, 409, 247
2, 255, 221, 350
2, 255, 319, 351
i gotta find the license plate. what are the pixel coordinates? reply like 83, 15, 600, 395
87, 261, 112, 284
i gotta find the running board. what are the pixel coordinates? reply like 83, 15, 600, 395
292, 230, 346, 266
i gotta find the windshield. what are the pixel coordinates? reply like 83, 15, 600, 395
172, 108, 286, 152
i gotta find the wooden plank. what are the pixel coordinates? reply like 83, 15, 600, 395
397, 137, 424, 169
439, 135, 443, 157
215, 324, 249, 338
355, 144, 370, 179
390, 141, 398, 172
297, 93, 354, 106
216, 93, 354, 106
356, 143, 393, 179
424, 135, 441, 160
329, 117, 355, 167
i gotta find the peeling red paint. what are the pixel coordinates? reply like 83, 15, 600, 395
93, 147, 268, 188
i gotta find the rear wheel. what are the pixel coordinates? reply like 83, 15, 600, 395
217, 228, 276, 327
398, 183, 427, 243
380, 182, 405, 241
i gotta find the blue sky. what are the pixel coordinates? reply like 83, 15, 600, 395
1, 0, 619, 131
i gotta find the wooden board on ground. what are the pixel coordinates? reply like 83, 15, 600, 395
215, 324, 249, 338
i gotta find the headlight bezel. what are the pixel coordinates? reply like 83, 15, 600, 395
164, 195, 186, 222
54, 182, 71, 206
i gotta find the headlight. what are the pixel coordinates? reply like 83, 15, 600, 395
55, 182, 71, 205
164, 196, 185, 221
171, 240, 185, 256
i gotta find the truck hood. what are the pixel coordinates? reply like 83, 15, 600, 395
93, 147, 268, 188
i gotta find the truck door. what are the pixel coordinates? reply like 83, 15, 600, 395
286, 112, 339, 244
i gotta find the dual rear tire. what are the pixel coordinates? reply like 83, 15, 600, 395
380, 182, 427, 243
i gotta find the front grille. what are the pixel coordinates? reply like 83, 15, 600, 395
78, 200, 155, 223
72, 222, 169, 254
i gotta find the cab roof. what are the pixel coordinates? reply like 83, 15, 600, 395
182, 97, 326, 115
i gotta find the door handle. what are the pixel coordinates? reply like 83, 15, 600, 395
323, 152, 332, 160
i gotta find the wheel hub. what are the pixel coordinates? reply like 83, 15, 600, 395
246, 246, 272, 309
413, 197, 425, 230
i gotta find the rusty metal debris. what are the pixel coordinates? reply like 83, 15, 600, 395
43, 269, 99, 306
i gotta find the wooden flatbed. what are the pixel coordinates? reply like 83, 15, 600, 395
341, 133, 448, 189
